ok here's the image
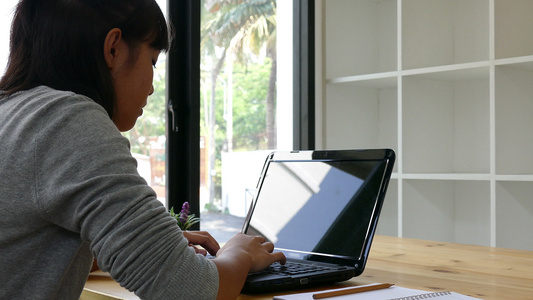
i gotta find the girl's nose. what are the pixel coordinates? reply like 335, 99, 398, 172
149, 85, 154, 96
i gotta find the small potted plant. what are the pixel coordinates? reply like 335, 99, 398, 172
169, 201, 200, 230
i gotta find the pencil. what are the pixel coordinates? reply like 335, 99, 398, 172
312, 283, 394, 299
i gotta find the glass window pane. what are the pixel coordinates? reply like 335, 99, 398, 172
200, 0, 293, 242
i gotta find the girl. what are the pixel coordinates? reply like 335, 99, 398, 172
0, 0, 285, 299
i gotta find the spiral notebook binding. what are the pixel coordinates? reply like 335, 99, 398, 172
389, 291, 452, 300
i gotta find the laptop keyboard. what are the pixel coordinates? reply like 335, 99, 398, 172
264, 261, 346, 276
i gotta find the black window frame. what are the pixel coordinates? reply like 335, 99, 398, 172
165, 0, 315, 228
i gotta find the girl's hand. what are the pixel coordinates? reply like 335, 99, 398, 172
182, 230, 220, 256
212, 233, 286, 299
216, 233, 286, 273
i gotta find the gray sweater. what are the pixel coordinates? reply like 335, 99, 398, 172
0, 86, 219, 299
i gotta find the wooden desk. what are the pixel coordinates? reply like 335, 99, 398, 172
83, 235, 533, 300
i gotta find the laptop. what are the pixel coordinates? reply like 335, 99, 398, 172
241, 149, 395, 293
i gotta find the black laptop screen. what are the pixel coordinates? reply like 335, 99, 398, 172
245, 158, 388, 264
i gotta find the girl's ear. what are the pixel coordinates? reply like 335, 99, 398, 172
103, 28, 123, 69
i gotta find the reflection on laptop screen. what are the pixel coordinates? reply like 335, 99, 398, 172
246, 159, 387, 263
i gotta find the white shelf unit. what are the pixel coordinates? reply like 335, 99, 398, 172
318, 0, 533, 250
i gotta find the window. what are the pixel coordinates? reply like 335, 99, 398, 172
198, 0, 295, 242
166, 0, 314, 242
0, 1, 314, 243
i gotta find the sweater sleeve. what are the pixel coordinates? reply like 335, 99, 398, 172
33, 92, 219, 299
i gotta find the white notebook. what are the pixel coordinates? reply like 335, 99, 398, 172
273, 285, 481, 300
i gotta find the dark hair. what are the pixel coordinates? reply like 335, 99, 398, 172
0, 0, 171, 118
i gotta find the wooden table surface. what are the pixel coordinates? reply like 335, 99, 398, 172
84, 235, 533, 300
